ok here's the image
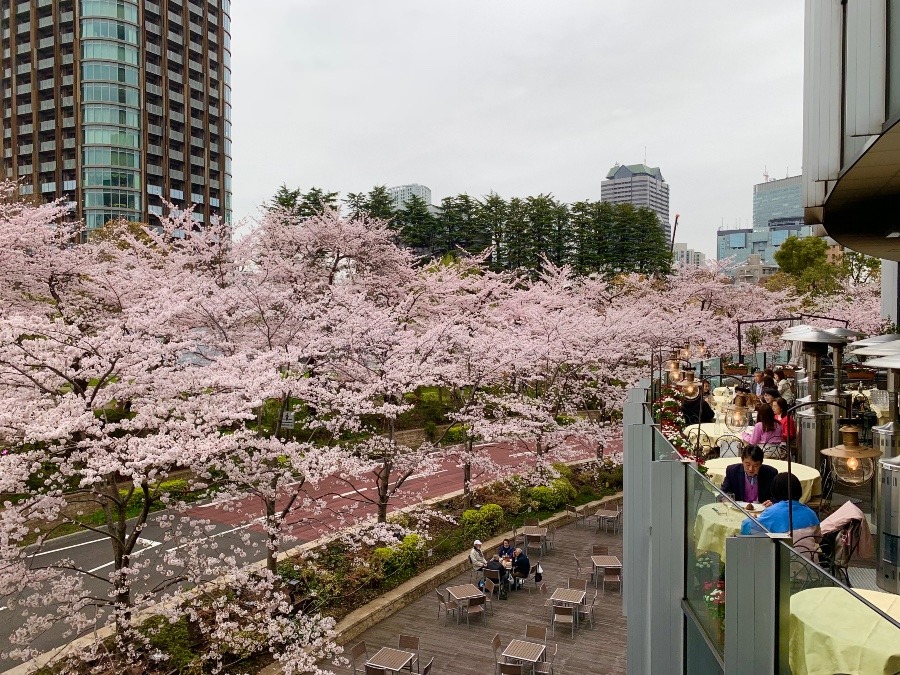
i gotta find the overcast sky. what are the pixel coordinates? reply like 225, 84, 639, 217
229, 1, 804, 257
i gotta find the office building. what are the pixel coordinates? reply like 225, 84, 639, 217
753, 174, 802, 229
601, 163, 670, 241
717, 174, 811, 275
388, 184, 432, 211
672, 242, 705, 268
802, 1, 898, 322
733, 252, 778, 285
0, 0, 232, 233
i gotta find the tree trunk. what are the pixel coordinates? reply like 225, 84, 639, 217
462, 439, 473, 508
266, 495, 278, 575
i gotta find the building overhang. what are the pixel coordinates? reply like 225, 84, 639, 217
816, 116, 900, 260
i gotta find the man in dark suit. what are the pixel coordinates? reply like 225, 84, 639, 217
720, 444, 777, 505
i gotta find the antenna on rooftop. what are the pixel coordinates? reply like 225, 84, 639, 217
763, 166, 769, 182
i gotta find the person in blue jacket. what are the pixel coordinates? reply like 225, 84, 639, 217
741, 472, 820, 535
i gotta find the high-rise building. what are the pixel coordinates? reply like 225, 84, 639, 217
672, 242, 705, 268
753, 174, 802, 229
0, 0, 232, 233
717, 174, 811, 275
387, 183, 432, 211
601, 163, 670, 241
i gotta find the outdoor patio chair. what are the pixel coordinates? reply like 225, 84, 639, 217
761, 441, 785, 459
525, 533, 543, 559
350, 641, 368, 675
540, 582, 553, 618
491, 633, 504, 674
545, 524, 556, 550
512, 526, 525, 548
421, 657, 434, 675
602, 566, 622, 595
483, 579, 496, 614
534, 643, 558, 674
365, 667, 387, 675
524, 516, 540, 527
592, 545, 609, 556
578, 592, 597, 628
596, 506, 621, 534
436, 588, 458, 624
398, 634, 420, 673
499, 663, 524, 675
524, 624, 547, 644
611, 508, 623, 534
573, 555, 590, 580
806, 459, 836, 517
551, 605, 575, 638
484, 568, 502, 588
464, 594, 487, 627
567, 577, 587, 591
717, 434, 743, 459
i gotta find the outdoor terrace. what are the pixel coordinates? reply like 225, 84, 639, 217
323, 519, 627, 675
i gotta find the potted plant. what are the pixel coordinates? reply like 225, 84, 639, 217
721, 356, 747, 376
703, 580, 726, 643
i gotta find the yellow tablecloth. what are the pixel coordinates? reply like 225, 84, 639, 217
790, 587, 900, 675
703, 457, 822, 504
861, 389, 892, 425
693, 502, 753, 561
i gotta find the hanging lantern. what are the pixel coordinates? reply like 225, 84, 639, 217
821, 426, 882, 486
679, 370, 701, 400
724, 394, 750, 434
679, 343, 692, 361
695, 340, 707, 358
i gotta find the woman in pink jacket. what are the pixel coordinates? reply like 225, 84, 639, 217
741, 404, 782, 446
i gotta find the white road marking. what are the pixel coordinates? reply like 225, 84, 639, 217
407, 469, 448, 481
85, 539, 162, 574
509, 451, 531, 458
168, 517, 267, 552
196, 494, 244, 509
332, 487, 367, 499
28, 537, 107, 558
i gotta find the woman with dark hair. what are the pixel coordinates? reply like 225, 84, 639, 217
741, 403, 782, 445
741, 472, 820, 534
762, 375, 777, 391
682, 380, 715, 425
761, 387, 780, 405
774, 369, 795, 404
772, 397, 796, 440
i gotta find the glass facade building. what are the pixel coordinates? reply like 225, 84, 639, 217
0, 0, 232, 232
753, 174, 802, 229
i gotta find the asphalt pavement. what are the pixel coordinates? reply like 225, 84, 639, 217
0, 437, 617, 670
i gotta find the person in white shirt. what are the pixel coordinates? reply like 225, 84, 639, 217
469, 540, 487, 571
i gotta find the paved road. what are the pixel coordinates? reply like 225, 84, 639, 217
0, 437, 619, 669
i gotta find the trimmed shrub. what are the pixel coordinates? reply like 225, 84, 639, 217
460, 503, 505, 540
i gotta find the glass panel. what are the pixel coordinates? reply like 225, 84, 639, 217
685, 466, 768, 656
781, 540, 900, 674
685, 466, 728, 655
652, 426, 681, 462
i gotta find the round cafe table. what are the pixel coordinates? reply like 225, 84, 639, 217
790, 587, 900, 675
703, 457, 822, 504
693, 502, 759, 561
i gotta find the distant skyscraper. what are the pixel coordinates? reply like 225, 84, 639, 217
388, 184, 432, 211
753, 174, 802, 229
0, 0, 233, 232
601, 163, 670, 241
672, 243, 706, 268
718, 174, 810, 275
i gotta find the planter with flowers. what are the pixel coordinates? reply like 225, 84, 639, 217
703, 580, 726, 644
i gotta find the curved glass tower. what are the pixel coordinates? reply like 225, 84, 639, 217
0, 0, 233, 233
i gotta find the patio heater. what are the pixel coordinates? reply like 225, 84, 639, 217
851, 352, 900, 462
822, 327, 865, 447
780, 328, 849, 470
782, 324, 816, 400
877, 454, 900, 593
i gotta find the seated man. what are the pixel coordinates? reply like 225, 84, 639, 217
485, 554, 509, 590
511, 548, 530, 589
720, 444, 777, 505
741, 472, 820, 535
469, 539, 487, 572
497, 538, 515, 559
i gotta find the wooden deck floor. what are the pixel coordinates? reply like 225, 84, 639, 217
326, 521, 627, 675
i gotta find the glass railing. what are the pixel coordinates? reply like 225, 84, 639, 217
779, 539, 900, 674
652, 425, 682, 462
685, 464, 773, 656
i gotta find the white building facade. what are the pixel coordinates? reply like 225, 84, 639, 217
387, 184, 432, 211
672, 242, 706, 268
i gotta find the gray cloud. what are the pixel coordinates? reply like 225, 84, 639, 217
230, 1, 804, 257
